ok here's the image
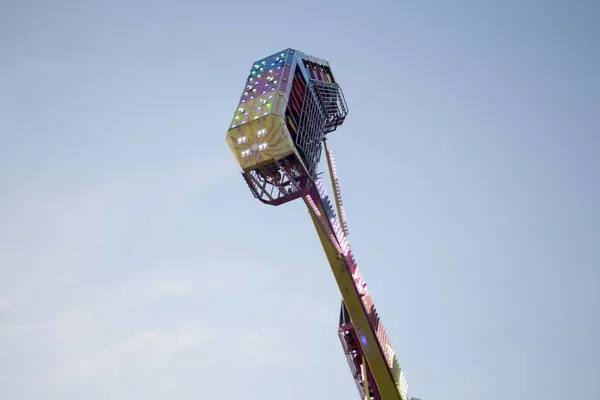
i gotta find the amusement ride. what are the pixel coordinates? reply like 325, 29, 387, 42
225, 48, 417, 400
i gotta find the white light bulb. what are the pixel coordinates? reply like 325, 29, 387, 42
237, 136, 248, 144
257, 128, 267, 137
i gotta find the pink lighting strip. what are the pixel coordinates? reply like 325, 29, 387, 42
311, 180, 399, 375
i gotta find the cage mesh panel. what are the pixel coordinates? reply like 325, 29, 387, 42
295, 82, 327, 178
311, 79, 349, 133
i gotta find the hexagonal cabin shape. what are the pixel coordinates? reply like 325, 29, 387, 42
225, 48, 348, 205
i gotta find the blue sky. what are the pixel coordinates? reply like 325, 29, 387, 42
0, 1, 598, 399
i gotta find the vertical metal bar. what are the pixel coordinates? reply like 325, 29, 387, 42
323, 140, 348, 235
362, 355, 370, 400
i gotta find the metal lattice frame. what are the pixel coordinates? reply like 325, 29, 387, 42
242, 157, 311, 206
339, 302, 383, 400
311, 79, 349, 134
228, 48, 417, 400
241, 75, 333, 206
294, 82, 327, 178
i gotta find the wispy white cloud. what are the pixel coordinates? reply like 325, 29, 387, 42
41, 303, 301, 385
49, 324, 208, 383
2, 258, 300, 387
0, 153, 243, 389
45, 308, 112, 346
117, 278, 194, 306
7, 273, 227, 384
0, 156, 236, 291
0, 81, 329, 398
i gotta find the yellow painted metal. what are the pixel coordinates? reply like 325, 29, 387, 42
225, 114, 297, 172
303, 198, 402, 400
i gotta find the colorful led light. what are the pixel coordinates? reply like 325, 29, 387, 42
229, 49, 293, 129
